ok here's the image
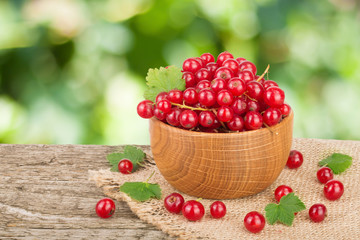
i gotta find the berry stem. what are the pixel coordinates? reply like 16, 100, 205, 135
263, 122, 274, 134
145, 171, 155, 183
171, 102, 210, 111
211, 109, 227, 129
256, 64, 270, 82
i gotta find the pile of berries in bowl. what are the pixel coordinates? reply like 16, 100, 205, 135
137, 51, 294, 199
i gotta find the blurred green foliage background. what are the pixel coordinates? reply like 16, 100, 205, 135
0, 0, 359, 144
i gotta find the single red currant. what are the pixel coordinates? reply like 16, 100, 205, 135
227, 77, 246, 96
222, 59, 240, 73
195, 68, 212, 82
244, 111, 263, 130
243, 211, 265, 233
238, 70, 255, 83
157, 99, 172, 114
279, 103, 291, 117
200, 53, 215, 64
182, 72, 196, 88
164, 193, 185, 214
167, 89, 183, 104
235, 57, 246, 64
227, 115, 244, 131
155, 92, 168, 103
286, 150, 304, 169
199, 111, 216, 128
179, 110, 198, 129
263, 87, 285, 108
183, 58, 202, 73
324, 180, 344, 201
246, 81, 264, 101
216, 51, 234, 66
195, 57, 205, 67
183, 87, 198, 105
263, 108, 282, 126
210, 201, 227, 219
231, 98, 247, 115
217, 89, 234, 106
118, 159, 133, 174
154, 107, 167, 121
317, 167, 334, 184
217, 106, 234, 122
206, 62, 218, 76
95, 198, 116, 219
274, 185, 293, 202
166, 107, 182, 126
137, 100, 154, 119
309, 203, 327, 223
214, 67, 234, 81
263, 80, 279, 90
198, 89, 216, 107
211, 78, 226, 93
246, 99, 261, 112
239, 61, 257, 75
182, 200, 205, 221
196, 80, 211, 92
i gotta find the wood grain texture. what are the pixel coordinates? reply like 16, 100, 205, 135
0, 144, 174, 240
150, 111, 294, 199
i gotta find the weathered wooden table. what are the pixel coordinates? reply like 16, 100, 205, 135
0, 144, 174, 239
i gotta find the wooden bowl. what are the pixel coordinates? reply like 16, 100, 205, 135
149, 111, 293, 199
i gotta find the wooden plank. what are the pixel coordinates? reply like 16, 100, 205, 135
0, 144, 174, 239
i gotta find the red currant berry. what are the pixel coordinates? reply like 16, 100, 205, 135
210, 201, 227, 219
222, 59, 239, 73
239, 61, 257, 75
246, 81, 264, 101
243, 211, 265, 233
324, 180, 344, 201
182, 72, 196, 88
199, 111, 216, 128
118, 159, 133, 174
263, 107, 282, 126
244, 111, 263, 130
214, 67, 234, 81
179, 110, 198, 129
227, 77, 246, 96
274, 185, 293, 202
216, 51, 234, 66
183, 88, 198, 105
246, 99, 261, 112
217, 89, 234, 106
154, 107, 166, 121
206, 62, 218, 76
182, 200, 205, 221
166, 107, 182, 126
238, 70, 255, 83
227, 115, 244, 131
200, 53, 215, 64
235, 57, 246, 64
183, 58, 202, 73
195, 68, 212, 82
156, 92, 168, 103
217, 106, 234, 122
211, 78, 226, 93
231, 98, 247, 115
196, 80, 211, 92
286, 150, 304, 169
167, 89, 183, 104
95, 198, 115, 219
137, 100, 154, 119
279, 103, 291, 117
210, 117, 221, 129
157, 99, 172, 114
164, 193, 185, 214
317, 167, 334, 184
195, 57, 205, 67
309, 203, 327, 223
263, 80, 279, 90
198, 89, 216, 107
263, 87, 285, 108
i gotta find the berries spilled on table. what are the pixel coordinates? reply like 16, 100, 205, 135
137, 51, 291, 133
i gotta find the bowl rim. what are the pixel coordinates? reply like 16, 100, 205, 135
150, 110, 293, 136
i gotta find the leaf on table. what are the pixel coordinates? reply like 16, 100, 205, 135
107, 146, 145, 172
319, 153, 352, 174
119, 182, 162, 202
144, 66, 185, 102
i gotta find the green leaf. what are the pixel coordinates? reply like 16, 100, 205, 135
106, 146, 145, 172
265, 193, 306, 226
319, 153, 352, 174
143, 66, 185, 102
119, 182, 162, 202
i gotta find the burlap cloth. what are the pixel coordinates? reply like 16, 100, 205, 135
89, 138, 360, 240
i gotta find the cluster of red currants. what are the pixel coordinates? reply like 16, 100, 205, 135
137, 51, 291, 132
164, 192, 226, 221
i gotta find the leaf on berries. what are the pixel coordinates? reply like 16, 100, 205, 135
265, 193, 306, 226
107, 145, 145, 172
144, 66, 185, 102
119, 182, 162, 202
319, 153, 352, 174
